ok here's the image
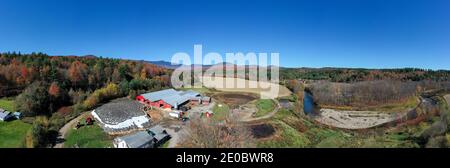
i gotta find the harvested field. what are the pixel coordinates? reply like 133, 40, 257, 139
213, 92, 258, 107
201, 77, 291, 99
251, 124, 275, 139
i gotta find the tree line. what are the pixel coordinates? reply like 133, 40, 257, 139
309, 80, 450, 109
280, 67, 450, 82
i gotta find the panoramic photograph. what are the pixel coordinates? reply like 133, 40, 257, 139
0, 0, 449, 151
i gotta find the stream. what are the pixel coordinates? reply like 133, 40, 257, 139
303, 91, 315, 115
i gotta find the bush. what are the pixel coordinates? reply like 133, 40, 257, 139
31, 116, 49, 147
83, 83, 122, 109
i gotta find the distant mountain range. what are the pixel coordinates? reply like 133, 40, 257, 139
147, 60, 280, 70
146, 61, 183, 69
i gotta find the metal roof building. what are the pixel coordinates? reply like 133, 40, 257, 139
0, 111, 13, 121
113, 125, 170, 148
139, 89, 200, 109
114, 131, 155, 148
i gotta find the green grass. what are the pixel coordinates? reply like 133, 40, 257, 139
257, 121, 310, 148
160, 140, 170, 148
179, 87, 211, 94
0, 120, 32, 148
65, 124, 112, 148
212, 103, 230, 121
254, 99, 276, 117
0, 97, 16, 111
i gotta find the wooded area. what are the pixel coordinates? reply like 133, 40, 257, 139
0, 52, 171, 147
309, 80, 450, 108
0, 52, 170, 116
280, 67, 450, 82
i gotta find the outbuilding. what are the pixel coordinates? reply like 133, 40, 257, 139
0, 111, 13, 121
113, 125, 170, 148
137, 89, 200, 110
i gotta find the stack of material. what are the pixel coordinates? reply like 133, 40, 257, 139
92, 98, 151, 134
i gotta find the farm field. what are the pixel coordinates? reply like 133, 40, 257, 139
64, 122, 113, 148
201, 77, 291, 99
0, 97, 30, 148
0, 120, 31, 148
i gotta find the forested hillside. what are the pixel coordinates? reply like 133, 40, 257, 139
0, 52, 171, 116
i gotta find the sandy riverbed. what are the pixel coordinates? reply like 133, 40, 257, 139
315, 109, 406, 129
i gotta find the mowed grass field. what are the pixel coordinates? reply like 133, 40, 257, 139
0, 97, 32, 148
65, 123, 113, 148
255, 99, 276, 117
0, 97, 16, 111
0, 120, 31, 148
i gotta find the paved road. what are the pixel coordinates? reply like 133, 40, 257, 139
53, 112, 88, 148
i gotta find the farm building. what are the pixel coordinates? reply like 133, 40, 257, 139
0, 111, 13, 121
0, 109, 20, 121
113, 125, 170, 148
201, 97, 211, 105
136, 89, 203, 109
91, 98, 151, 134
114, 131, 155, 148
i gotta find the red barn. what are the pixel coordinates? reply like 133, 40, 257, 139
136, 89, 200, 110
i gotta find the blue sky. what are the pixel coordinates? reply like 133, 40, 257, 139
0, 0, 449, 69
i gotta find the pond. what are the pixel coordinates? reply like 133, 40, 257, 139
303, 91, 315, 115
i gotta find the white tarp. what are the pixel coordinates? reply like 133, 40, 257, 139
91, 110, 150, 129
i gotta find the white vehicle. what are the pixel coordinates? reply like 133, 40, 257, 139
169, 110, 182, 118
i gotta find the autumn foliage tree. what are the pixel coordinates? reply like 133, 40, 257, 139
83, 83, 122, 109
68, 61, 88, 88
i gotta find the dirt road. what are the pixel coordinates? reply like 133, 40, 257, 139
53, 112, 88, 148
240, 100, 280, 122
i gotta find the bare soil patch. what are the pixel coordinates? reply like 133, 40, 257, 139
251, 123, 275, 139
213, 92, 258, 107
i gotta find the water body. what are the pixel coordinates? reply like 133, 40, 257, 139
303, 91, 315, 115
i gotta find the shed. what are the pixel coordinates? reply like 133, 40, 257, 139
147, 125, 170, 144
0, 111, 13, 121
114, 131, 155, 148
201, 97, 211, 104
13, 112, 22, 120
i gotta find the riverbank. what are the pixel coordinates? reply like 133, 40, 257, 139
314, 109, 406, 129
317, 96, 419, 112
445, 94, 450, 106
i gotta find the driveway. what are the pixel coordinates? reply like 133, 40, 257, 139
53, 112, 88, 148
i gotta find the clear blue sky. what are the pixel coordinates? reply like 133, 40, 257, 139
0, 0, 449, 69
